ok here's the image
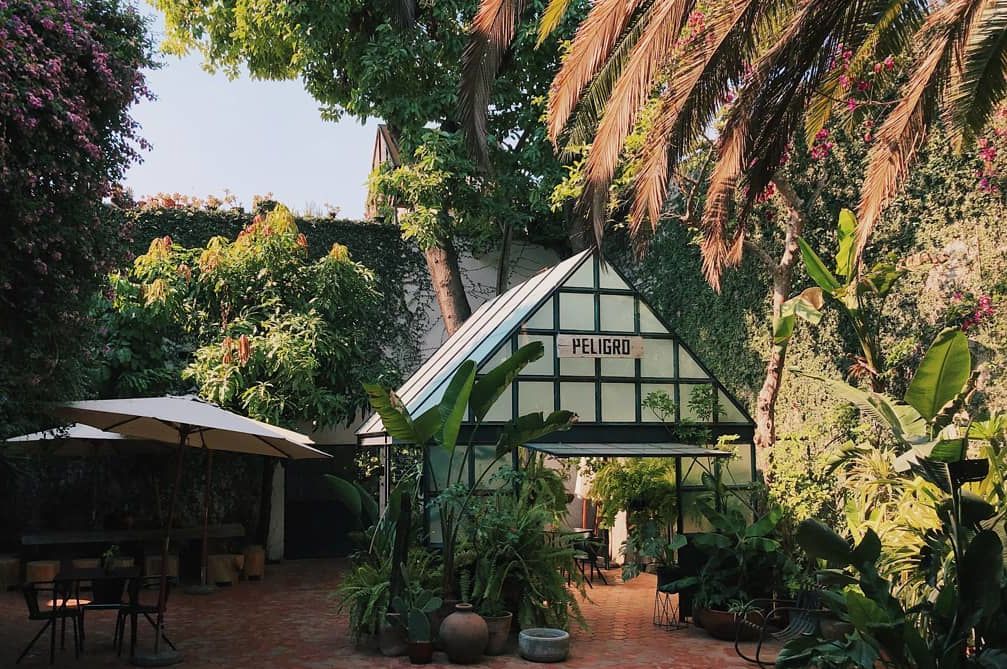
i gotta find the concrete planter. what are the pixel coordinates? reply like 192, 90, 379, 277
518, 628, 570, 663
483, 612, 513, 655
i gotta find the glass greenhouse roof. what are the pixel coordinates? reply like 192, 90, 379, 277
524, 443, 733, 458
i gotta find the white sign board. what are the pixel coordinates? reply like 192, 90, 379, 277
556, 334, 644, 358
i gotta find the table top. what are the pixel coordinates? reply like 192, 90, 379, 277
22, 523, 245, 546
53, 566, 141, 583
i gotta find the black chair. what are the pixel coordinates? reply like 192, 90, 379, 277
573, 534, 608, 587
733, 590, 823, 668
80, 574, 132, 651
115, 575, 176, 657
17, 581, 82, 664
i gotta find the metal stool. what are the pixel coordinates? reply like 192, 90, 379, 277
653, 589, 686, 630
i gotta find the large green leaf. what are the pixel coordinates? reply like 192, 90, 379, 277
795, 371, 927, 445
851, 529, 882, 568
470, 342, 543, 422
796, 518, 853, 565
438, 360, 476, 451
774, 288, 824, 345
495, 410, 575, 456
904, 328, 971, 421
745, 506, 783, 538
798, 237, 842, 294
959, 530, 1004, 614
412, 406, 441, 446
325, 474, 362, 519
846, 591, 891, 630
835, 208, 857, 279
363, 384, 419, 442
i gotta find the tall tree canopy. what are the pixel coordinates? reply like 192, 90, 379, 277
462, 0, 1007, 287
0, 0, 152, 435
156, 0, 587, 332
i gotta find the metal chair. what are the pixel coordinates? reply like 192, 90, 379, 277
733, 590, 823, 668
17, 581, 82, 664
115, 575, 176, 657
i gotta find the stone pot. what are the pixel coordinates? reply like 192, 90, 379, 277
518, 628, 570, 663
408, 641, 434, 664
439, 602, 488, 664
483, 612, 513, 655
379, 612, 408, 657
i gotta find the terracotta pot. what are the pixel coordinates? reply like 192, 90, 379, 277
408, 641, 434, 664
356, 632, 379, 653
439, 602, 488, 664
379, 613, 408, 657
433, 598, 460, 650
483, 612, 513, 655
695, 607, 762, 641
820, 618, 854, 642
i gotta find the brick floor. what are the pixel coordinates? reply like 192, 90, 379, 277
0, 560, 776, 668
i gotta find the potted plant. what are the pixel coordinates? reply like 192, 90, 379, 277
92, 544, 127, 605
392, 588, 442, 665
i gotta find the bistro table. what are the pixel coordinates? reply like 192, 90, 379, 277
53, 566, 142, 653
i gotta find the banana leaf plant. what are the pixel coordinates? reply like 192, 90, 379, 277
362, 341, 575, 600
798, 209, 906, 390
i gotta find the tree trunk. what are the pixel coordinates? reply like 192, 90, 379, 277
424, 239, 471, 336
495, 224, 513, 295
753, 178, 808, 459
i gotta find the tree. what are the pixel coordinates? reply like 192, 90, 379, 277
462, 0, 1007, 285
93, 205, 391, 429
0, 0, 152, 436
155, 0, 587, 333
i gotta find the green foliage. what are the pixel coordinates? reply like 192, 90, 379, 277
391, 566, 442, 642
94, 204, 391, 428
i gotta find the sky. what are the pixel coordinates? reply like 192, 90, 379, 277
122, 9, 378, 219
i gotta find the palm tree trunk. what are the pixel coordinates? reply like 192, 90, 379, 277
424, 238, 472, 336
753, 178, 808, 459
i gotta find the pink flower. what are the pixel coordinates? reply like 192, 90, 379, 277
847, 98, 858, 112
884, 56, 895, 71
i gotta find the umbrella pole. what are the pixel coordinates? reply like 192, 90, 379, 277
185, 447, 216, 595
133, 428, 187, 667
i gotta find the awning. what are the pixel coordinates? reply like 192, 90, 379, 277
523, 442, 732, 458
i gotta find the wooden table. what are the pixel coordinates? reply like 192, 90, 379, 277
22, 524, 245, 546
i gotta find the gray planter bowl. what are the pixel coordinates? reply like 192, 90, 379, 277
518, 628, 570, 663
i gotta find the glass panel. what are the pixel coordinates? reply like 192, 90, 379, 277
517, 333, 554, 375
678, 348, 708, 378
481, 383, 513, 422
479, 340, 512, 372
427, 445, 467, 492
563, 259, 594, 288
601, 383, 636, 422
474, 445, 510, 488
680, 457, 706, 485
560, 357, 595, 377
641, 339, 676, 378
641, 383, 676, 423
560, 381, 596, 422
524, 299, 554, 330
681, 491, 713, 533
598, 265, 631, 290
639, 303, 665, 333
681, 383, 718, 422
518, 381, 555, 415
600, 358, 635, 377
559, 293, 595, 330
427, 502, 443, 544
726, 443, 755, 484
719, 395, 749, 423
600, 294, 635, 332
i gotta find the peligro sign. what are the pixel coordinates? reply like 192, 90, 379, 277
556, 333, 645, 358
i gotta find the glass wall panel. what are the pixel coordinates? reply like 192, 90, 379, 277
559, 293, 595, 330
560, 357, 595, 376
474, 444, 511, 488
524, 300, 554, 330
680, 457, 706, 485
561, 381, 596, 422
719, 396, 749, 423
517, 333, 554, 375
680, 383, 717, 421
681, 491, 713, 533
678, 349, 709, 378
427, 502, 443, 544
518, 381, 555, 415
726, 443, 755, 484
601, 383, 636, 422
600, 358, 635, 377
599, 265, 631, 290
428, 444, 468, 492
641, 383, 676, 422
563, 260, 594, 288
600, 294, 635, 332
639, 304, 665, 333
641, 339, 676, 378
481, 384, 512, 422
479, 341, 512, 372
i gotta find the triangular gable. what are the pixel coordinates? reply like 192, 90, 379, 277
357, 249, 753, 443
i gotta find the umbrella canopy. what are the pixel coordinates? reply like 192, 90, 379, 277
3, 423, 169, 457
57, 395, 327, 459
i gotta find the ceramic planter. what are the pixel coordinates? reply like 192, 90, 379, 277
408, 641, 434, 664
482, 612, 513, 655
518, 628, 570, 663
694, 607, 762, 641
439, 602, 488, 664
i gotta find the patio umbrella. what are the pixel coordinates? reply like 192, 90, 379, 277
56, 395, 326, 667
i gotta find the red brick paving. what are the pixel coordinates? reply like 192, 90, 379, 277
0, 560, 776, 668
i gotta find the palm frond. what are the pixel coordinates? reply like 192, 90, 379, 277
857, 0, 983, 263
941, 0, 1007, 148
546, 0, 650, 145
580, 0, 698, 242
537, 0, 573, 46
460, 0, 531, 168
